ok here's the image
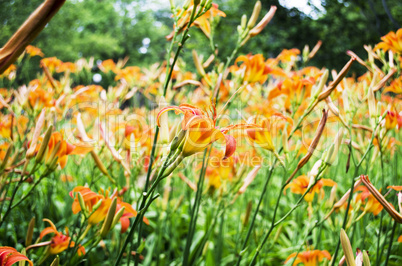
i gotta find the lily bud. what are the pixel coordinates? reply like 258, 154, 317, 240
238, 165, 261, 194
312, 69, 329, 99
100, 197, 118, 238
0, 0, 66, 73
340, 229, 356, 266
25, 217, 35, 246
0, 143, 13, 171
307, 40, 322, 61
247, 1, 261, 29
317, 58, 355, 102
241, 15, 247, 29
192, 50, 206, 77
90, 150, 114, 183
45, 141, 61, 166
110, 207, 125, 231
170, 129, 186, 152
159, 97, 170, 145
323, 128, 344, 166
77, 192, 88, 216
50, 256, 59, 266
35, 125, 53, 164
26, 108, 46, 159
183, 0, 191, 10
362, 250, 370, 266
93, 199, 103, 213
248, 6, 277, 37
368, 85, 376, 125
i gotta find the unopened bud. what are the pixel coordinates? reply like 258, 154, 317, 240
36, 125, 53, 164
324, 129, 344, 166
192, 50, 206, 77
368, 86, 376, 125
0, 143, 13, 171
100, 197, 118, 238
77, 192, 88, 216
90, 150, 115, 183
159, 97, 170, 145
26, 108, 46, 159
247, 1, 261, 29
340, 229, 356, 266
249, 6, 277, 37
241, 15, 247, 29
46, 141, 61, 166
25, 217, 35, 246
50, 256, 59, 266
170, 129, 186, 152
111, 207, 125, 230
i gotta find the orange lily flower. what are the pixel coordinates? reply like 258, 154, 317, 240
284, 175, 337, 202
70, 186, 149, 231
0, 64, 16, 80
56, 62, 77, 73
384, 76, 402, 94
35, 131, 93, 169
99, 59, 118, 73
355, 185, 383, 216
40, 57, 62, 73
0, 246, 33, 266
40, 219, 85, 256
284, 249, 331, 266
246, 113, 292, 153
268, 76, 315, 110
233, 54, 285, 84
384, 110, 398, 130
25, 45, 44, 57
157, 103, 253, 158
277, 48, 300, 63
28, 87, 54, 109
115, 66, 142, 84
204, 150, 235, 190
374, 28, 402, 54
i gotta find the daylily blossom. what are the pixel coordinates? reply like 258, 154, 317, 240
233, 54, 286, 84
285, 175, 337, 202
284, 249, 331, 266
157, 103, 254, 158
70, 186, 149, 232
39, 219, 85, 255
355, 185, 383, 216
25, 45, 44, 57
374, 28, 402, 54
0, 246, 33, 266
40, 57, 62, 73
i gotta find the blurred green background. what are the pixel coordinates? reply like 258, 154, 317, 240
1, 0, 402, 72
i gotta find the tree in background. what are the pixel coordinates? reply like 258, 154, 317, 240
1, 0, 401, 72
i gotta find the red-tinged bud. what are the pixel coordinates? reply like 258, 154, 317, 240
223, 135, 236, 159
